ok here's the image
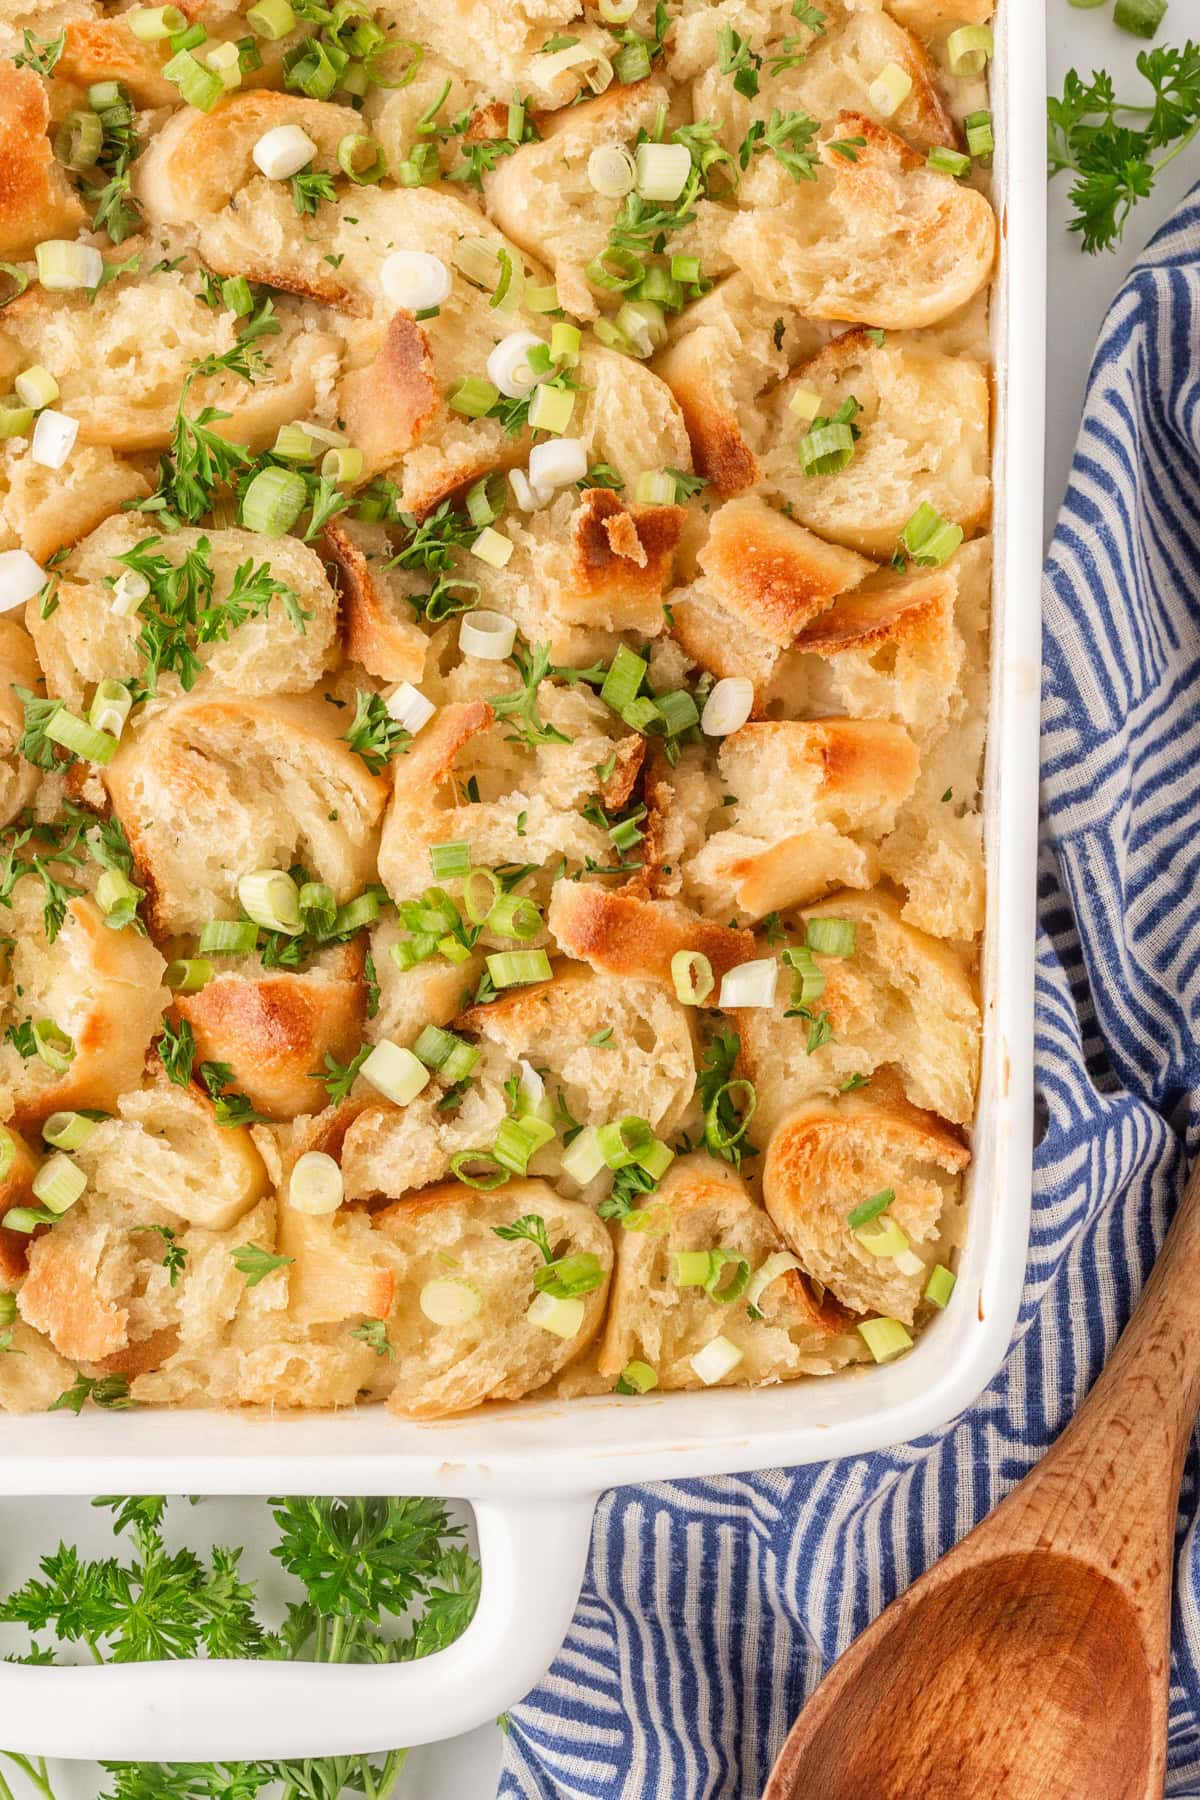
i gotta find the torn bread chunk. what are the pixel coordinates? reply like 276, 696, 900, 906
681, 719, 920, 920
598, 1155, 862, 1387
30, 517, 340, 709
0, 64, 84, 260
762, 1083, 970, 1326
0, 444, 151, 567
105, 691, 388, 937
734, 889, 982, 1134
370, 1178, 612, 1419
0, 618, 41, 829
759, 329, 991, 558
725, 114, 996, 327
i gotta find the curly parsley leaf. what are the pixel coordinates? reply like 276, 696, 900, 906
341, 690, 411, 774
231, 1243, 293, 1287
311, 1043, 370, 1104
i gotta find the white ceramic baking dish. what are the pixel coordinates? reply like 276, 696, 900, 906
0, 0, 1044, 1764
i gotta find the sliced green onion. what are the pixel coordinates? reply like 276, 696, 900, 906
55, 110, 104, 171
163, 48, 224, 110
129, 5, 188, 39
360, 1038, 430, 1105
206, 41, 243, 89
459, 868, 499, 926
0, 398, 34, 440
588, 145, 636, 198
0, 265, 30, 309
899, 501, 963, 567
338, 133, 387, 184
3, 1207, 60, 1234
671, 949, 714, 1005
561, 1125, 606, 1185
615, 1359, 657, 1394
493, 1114, 556, 1176
36, 240, 102, 293
486, 949, 552, 988
633, 264, 683, 311
847, 1188, 895, 1231
526, 1291, 584, 1338
656, 689, 699, 736
396, 142, 440, 187
332, 888, 384, 935
781, 945, 825, 1005
428, 840, 470, 881
485, 894, 542, 941
322, 446, 363, 485
89, 679, 132, 740
925, 1263, 957, 1308
856, 1216, 908, 1258
867, 60, 913, 118
584, 246, 644, 293
449, 1149, 510, 1189
690, 1334, 743, 1384
534, 1250, 603, 1299
634, 470, 677, 506
15, 366, 59, 411
295, 881, 336, 937
111, 570, 149, 617
799, 422, 856, 477
614, 39, 652, 82
526, 283, 560, 313
964, 110, 994, 159
928, 145, 971, 179
45, 709, 117, 765
670, 254, 702, 285
594, 318, 635, 355
198, 918, 258, 955
622, 696, 663, 733
87, 81, 124, 110
0, 1292, 15, 1327
32, 1154, 86, 1215
42, 1112, 97, 1152
247, 0, 296, 36
168, 20, 207, 52
635, 140, 691, 201
288, 1149, 344, 1215
638, 1137, 674, 1181
528, 384, 575, 434
221, 275, 255, 317
237, 34, 263, 72
550, 322, 580, 365
600, 644, 647, 713
790, 387, 822, 422
946, 23, 993, 73
616, 299, 669, 358
237, 868, 301, 935
466, 473, 506, 529
413, 1024, 481, 1079
448, 375, 500, 419
241, 466, 307, 537
96, 869, 140, 922
806, 917, 856, 957
704, 1080, 755, 1154
420, 1275, 481, 1323
596, 1115, 654, 1171
273, 423, 318, 463
598, 0, 638, 18
706, 1249, 751, 1303
858, 1317, 913, 1362
165, 957, 213, 993
390, 933, 437, 971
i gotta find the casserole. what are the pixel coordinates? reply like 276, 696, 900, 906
0, 0, 1043, 1764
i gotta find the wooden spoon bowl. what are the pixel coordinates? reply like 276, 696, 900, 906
764, 1161, 1200, 1800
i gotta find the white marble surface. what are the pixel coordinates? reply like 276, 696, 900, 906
6, 11, 1200, 1799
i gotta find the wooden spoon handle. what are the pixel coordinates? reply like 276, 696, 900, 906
1005, 1152, 1200, 1566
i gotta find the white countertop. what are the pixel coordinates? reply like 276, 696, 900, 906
7, 10, 1200, 1798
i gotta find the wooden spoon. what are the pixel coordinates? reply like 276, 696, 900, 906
762, 1159, 1200, 1800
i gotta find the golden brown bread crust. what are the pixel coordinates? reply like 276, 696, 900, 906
338, 313, 441, 476
176, 944, 367, 1122
0, 1129, 42, 1284
57, 19, 178, 106
0, 64, 85, 260
793, 565, 956, 655
547, 883, 756, 988
18, 1224, 130, 1364
696, 496, 875, 645
324, 517, 429, 686
571, 488, 686, 607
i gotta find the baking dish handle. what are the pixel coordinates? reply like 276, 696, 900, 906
0, 1492, 597, 1762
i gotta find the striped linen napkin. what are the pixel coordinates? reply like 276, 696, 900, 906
496, 189, 1200, 1800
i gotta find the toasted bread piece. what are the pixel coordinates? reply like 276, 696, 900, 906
0, 444, 151, 566
339, 1038, 513, 1200
886, 0, 994, 33
377, 690, 637, 904
683, 720, 919, 919
374, 0, 602, 96
32, 517, 339, 709
325, 517, 430, 688
762, 1085, 969, 1324
0, 617, 41, 829
367, 913, 484, 1048
57, 16, 179, 105
271, 1118, 394, 1327
735, 889, 981, 1131
0, 272, 341, 454
463, 962, 697, 1137
0, 64, 84, 260
760, 330, 991, 557
695, 495, 875, 645
0, 1125, 42, 1285
547, 883, 756, 988
370, 1178, 612, 1418
176, 943, 367, 1123
598, 1155, 862, 1386
0, 884, 167, 1131
105, 690, 388, 937
726, 114, 996, 328
486, 79, 733, 317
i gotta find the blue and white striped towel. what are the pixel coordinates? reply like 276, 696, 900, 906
498, 189, 1200, 1800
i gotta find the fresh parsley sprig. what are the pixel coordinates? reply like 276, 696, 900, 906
1048, 43, 1200, 252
